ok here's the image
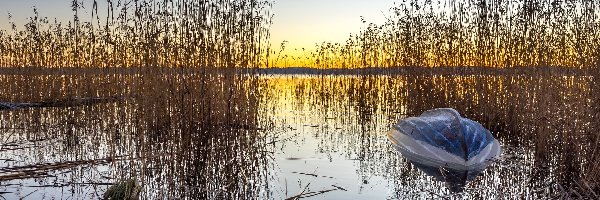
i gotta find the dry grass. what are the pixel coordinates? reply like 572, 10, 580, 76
258, 75, 598, 197
0, 0, 272, 69
0, 0, 599, 198
587, 53, 600, 196
0, 0, 274, 199
0, 73, 272, 199
275, 0, 600, 69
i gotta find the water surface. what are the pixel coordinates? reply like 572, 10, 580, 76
0, 73, 596, 199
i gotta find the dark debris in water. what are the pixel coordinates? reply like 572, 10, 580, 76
0, 96, 125, 111
285, 184, 345, 200
291, 172, 335, 179
103, 178, 141, 200
0, 156, 127, 181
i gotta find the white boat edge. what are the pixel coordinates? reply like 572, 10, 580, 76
388, 129, 502, 171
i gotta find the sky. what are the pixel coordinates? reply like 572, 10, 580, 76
269, 0, 394, 51
0, 0, 395, 51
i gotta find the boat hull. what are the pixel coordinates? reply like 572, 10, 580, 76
388, 128, 502, 170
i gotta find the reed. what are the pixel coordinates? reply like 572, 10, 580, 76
255, 74, 597, 197
0, 73, 272, 199
283, 1, 600, 195
0, 0, 274, 199
289, 0, 600, 70
0, 0, 272, 69
588, 51, 600, 195
1, 0, 599, 198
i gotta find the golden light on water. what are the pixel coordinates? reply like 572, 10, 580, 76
0, 1, 599, 198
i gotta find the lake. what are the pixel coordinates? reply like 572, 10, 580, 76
0, 72, 597, 199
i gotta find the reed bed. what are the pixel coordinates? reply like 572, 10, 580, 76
0, 0, 274, 134
0, 0, 274, 199
4, 73, 592, 198
1, 0, 599, 198
0, 73, 273, 199
269, 1, 600, 195
590, 55, 600, 195
0, 0, 272, 69
257, 75, 597, 198
272, 0, 600, 70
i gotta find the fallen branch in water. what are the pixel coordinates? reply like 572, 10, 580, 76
0, 96, 125, 111
285, 184, 346, 200
0, 156, 128, 181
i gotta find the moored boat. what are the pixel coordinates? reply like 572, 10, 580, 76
388, 108, 502, 170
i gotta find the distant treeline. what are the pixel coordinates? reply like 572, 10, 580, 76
248, 66, 590, 76
0, 66, 589, 76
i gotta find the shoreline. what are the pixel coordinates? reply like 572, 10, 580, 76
0, 66, 590, 76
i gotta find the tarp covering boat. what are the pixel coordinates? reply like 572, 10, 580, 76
402, 148, 492, 193
388, 108, 501, 170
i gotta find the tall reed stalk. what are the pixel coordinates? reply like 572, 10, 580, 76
0, 0, 273, 69
0, 1, 275, 199
292, 0, 600, 70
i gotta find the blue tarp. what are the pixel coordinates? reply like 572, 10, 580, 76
392, 108, 495, 161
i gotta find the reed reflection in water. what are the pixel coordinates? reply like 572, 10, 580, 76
0, 72, 273, 199
259, 74, 597, 199
0, 73, 597, 199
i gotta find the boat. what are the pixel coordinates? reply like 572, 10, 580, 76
388, 108, 502, 170
388, 108, 502, 192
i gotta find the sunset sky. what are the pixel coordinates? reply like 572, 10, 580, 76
269, 0, 394, 50
0, 0, 394, 54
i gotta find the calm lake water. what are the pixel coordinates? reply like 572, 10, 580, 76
0, 73, 596, 199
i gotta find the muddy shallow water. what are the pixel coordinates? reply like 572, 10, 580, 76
0, 74, 596, 199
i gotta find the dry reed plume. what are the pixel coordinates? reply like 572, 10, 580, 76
274, 0, 600, 69
0, 0, 275, 199
0, 0, 273, 69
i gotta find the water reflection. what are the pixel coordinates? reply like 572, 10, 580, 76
0, 73, 597, 199
0, 73, 272, 199
403, 150, 493, 193
387, 107, 502, 194
258, 74, 597, 199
